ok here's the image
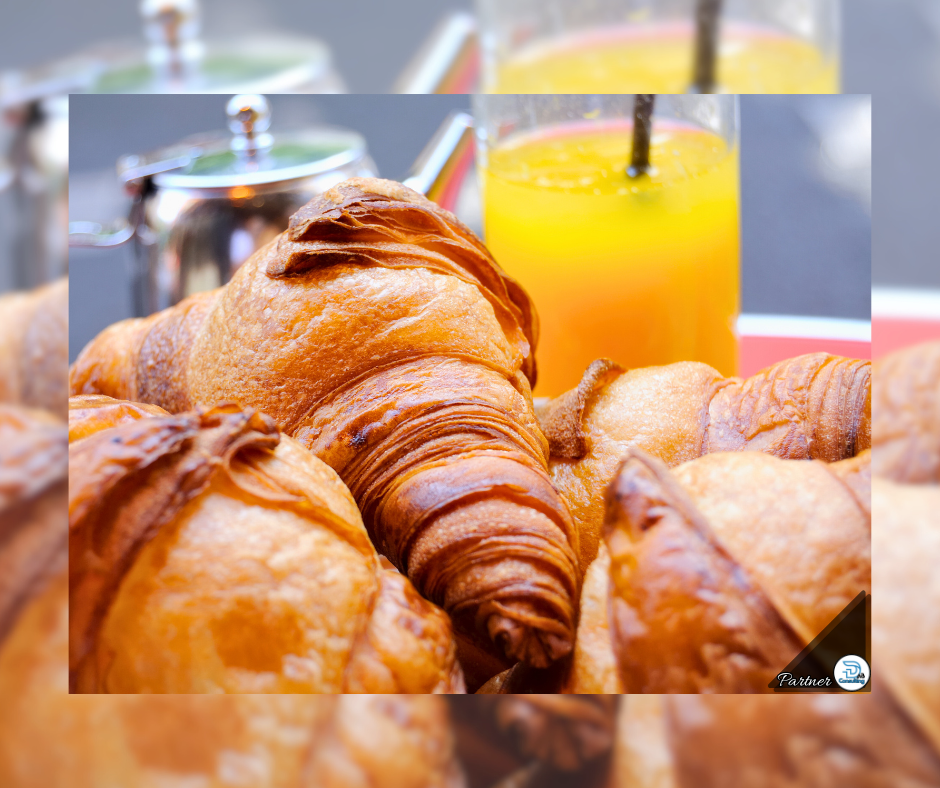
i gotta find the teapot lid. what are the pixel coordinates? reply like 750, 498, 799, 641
117, 94, 369, 191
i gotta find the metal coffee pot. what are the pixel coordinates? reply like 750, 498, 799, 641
69, 95, 377, 316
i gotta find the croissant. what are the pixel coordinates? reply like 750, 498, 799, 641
0, 278, 69, 420
5, 591, 466, 788
601, 471, 938, 786
486, 696, 617, 771
872, 478, 940, 756
871, 340, 940, 484
68, 396, 464, 693
448, 695, 616, 788
564, 447, 870, 694
0, 404, 67, 658
540, 354, 871, 571
69, 177, 581, 669
607, 691, 940, 788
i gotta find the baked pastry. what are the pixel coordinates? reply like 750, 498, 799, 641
69, 397, 464, 693
0, 277, 69, 419
449, 695, 617, 788
0, 404, 67, 658
69, 178, 581, 669
608, 691, 940, 788
602, 470, 938, 785
566, 448, 870, 693
68, 393, 169, 442
540, 354, 871, 571
871, 340, 940, 484
872, 478, 940, 756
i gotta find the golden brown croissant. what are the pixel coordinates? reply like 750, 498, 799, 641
69, 177, 581, 669
566, 448, 870, 694
4, 595, 466, 788
485, 696, 617, 771
608, 691, 940, 788
5, 400, 467, 783
540, 354, 871, 571
602, 471, 939, 786
0, 404, 67, 657
68, 397, 464, 693
0, 278, 69, 420
872, 478, 940, 756
871, 340, 940, 484
448, 695, 616, 788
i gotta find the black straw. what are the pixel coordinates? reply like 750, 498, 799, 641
692, 0, 724, 93
628, 94, 655, 178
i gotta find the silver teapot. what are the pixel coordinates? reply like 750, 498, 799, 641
69, 95, 377, 316
0, 0, 345, 293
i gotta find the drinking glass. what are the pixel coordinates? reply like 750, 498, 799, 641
474, 94, 740, 395
476, 0, 839, 93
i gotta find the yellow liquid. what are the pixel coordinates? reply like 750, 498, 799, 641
482, 123, 740, 395
489, 22, 838, 94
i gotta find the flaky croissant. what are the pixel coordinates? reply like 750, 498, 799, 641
566, 448, 870, 694
540, 354, 872, 571
608, 691, 940, 788
448, 695, 616, 788
872, 478, 940, 757
5, 582, 467, 788
483, 696, 617, 771
872, 340, 940, 484
0, 404, 67, 658
0, 278, 69, 420
602, 471, 938, 786
68, 396, 464, 693
69, 177, 581, 669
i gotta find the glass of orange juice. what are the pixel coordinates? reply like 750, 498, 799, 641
476, 0, 839, 94
474, 94, 740, 395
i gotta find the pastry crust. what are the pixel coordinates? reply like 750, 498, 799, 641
0, 278, 69, 419
872, 340, 940, 483
543, 353, 871, 571
68, 399, 464, 694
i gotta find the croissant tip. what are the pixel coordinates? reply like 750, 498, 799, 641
487, 614, 573, 668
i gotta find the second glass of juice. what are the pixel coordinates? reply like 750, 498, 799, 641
476, 0, 839, 93
474, 94, 740, 396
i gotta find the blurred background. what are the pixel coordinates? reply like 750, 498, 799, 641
0, 0, 878, 94
0, 2, 936, 342
68, 93, 871, 365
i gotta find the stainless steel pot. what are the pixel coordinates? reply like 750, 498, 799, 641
0, 0, 344, 292
69, 95, 377, 316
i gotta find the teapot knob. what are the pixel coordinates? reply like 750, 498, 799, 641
140, 0, 202, 76
227, 94, 274, 154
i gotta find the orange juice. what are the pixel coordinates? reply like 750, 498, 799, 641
482, 121, 740, 395
488, 23, 838, 94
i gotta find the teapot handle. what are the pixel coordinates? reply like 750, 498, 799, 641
403, 111, 475, 213
393, 12, 479, 94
